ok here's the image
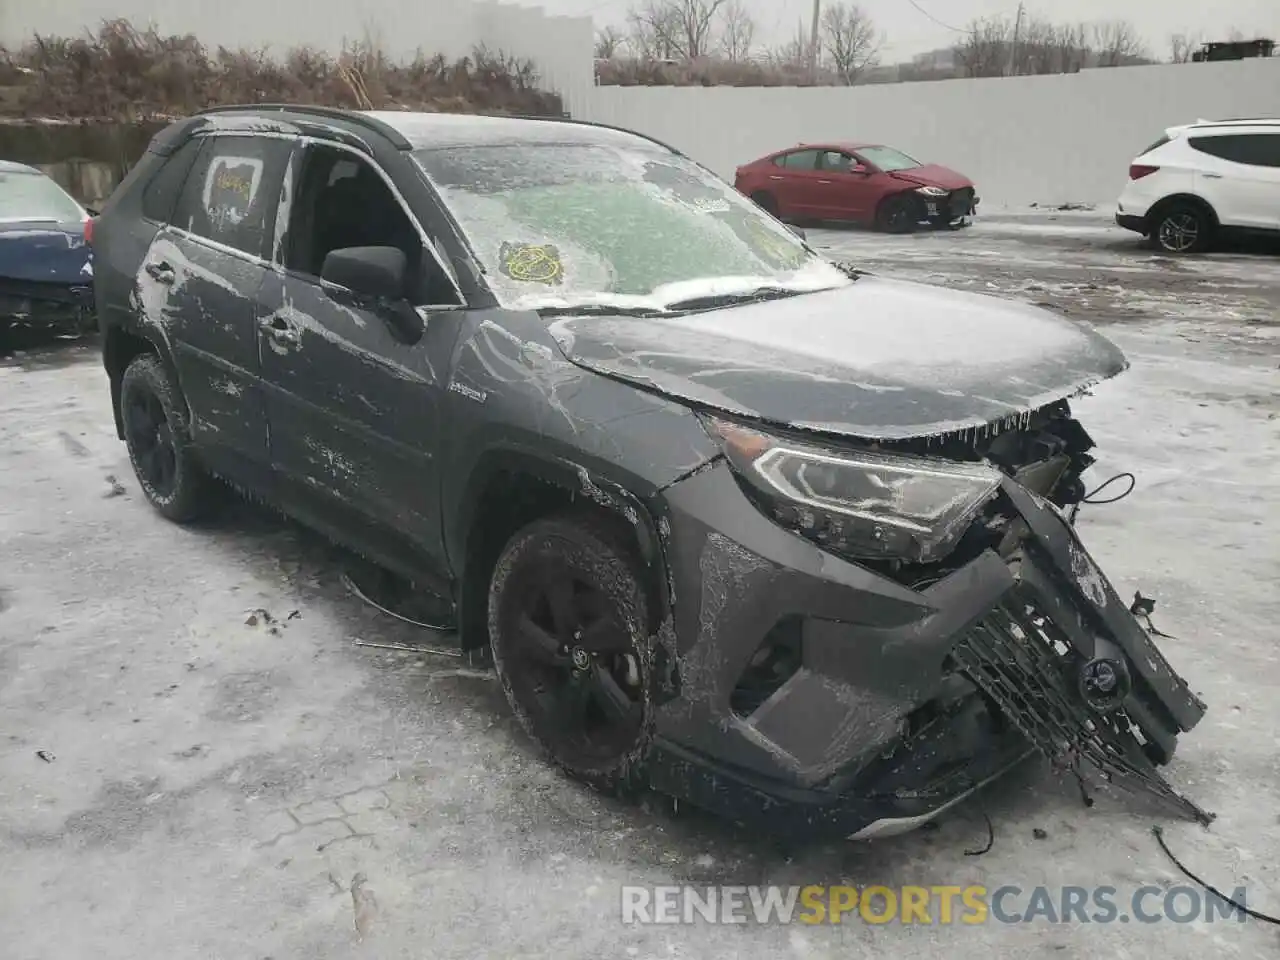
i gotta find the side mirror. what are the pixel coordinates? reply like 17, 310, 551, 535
851, 164, 870, 176
788, 224, 807, 240
321, 245, 407, 300
320, 245, 425, 343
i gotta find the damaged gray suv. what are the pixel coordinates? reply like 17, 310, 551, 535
90, 105, 1207, 840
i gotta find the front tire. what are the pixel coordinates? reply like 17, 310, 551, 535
119, 354, 218, 523
488, 512, 655, 794
1150, 203, 1212, 254
876, 194, 922, 234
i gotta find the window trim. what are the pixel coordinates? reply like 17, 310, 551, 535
276, 136, 467, 310
162, 130, 468, 310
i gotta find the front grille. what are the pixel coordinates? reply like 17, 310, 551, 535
952, 591, 1212, 823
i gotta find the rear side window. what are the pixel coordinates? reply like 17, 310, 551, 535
774, 150, 820, 170
141, 138, 204, 223
1189, 134, 1280, 167
1140, 134, 1171, 156
172, 135, 293, 258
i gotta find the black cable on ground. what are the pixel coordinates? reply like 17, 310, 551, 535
1152, 826, 1280, 925
1069, 472, 1137, 525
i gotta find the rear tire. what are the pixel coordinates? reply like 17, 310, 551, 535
751, 191, 779, 217
1150, 202, 1212, 254
119, 354, 219, 523
488, 511, 656, 795
876, 193, 922, 234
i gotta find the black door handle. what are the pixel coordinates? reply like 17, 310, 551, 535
144, 261, 175, 284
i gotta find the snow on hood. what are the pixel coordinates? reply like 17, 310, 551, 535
547, 275, 1129, 441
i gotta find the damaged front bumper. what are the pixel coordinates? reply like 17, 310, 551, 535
645, 461, 1207, 841
920, 188, 978, 228
0, 278, 95, 334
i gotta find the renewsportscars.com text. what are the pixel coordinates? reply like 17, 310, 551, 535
620, 884, 1250, 926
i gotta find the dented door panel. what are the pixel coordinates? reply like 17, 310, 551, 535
139, 229, 271, 461
256, 271, 453, 570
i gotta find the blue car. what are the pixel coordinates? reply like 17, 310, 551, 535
0, 160, 95, 341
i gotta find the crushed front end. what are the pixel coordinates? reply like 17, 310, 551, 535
645, 402, 1208, 840
0, 277, 95, 335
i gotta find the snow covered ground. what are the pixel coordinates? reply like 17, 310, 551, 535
1, 215, 1277, 959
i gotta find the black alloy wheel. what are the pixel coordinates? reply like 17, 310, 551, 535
119, 354, 217, 522
488, 514, 654, 790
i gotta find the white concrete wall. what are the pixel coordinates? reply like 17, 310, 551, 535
0, 0, 595, 116
581, 59, 1280, 209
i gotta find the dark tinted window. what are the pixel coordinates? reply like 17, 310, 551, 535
774, 150, 820, 170
1189, 133, 1280, 167
1140, 134, 1171, 156
141, 138, 204, 223
172, 135, 293, 257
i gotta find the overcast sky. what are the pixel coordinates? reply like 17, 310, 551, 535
550, 0, 1280, 61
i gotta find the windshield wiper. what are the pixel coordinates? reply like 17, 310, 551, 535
661, 286, 810, 312
536, 304, 670, 318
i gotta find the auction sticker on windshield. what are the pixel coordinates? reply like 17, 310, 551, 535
499, 241, 565, 285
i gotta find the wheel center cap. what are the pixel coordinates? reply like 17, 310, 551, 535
570, 647, 590, 670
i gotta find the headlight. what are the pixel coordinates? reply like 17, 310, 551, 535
915, 186, 949, 198
704, 417, 1003, 564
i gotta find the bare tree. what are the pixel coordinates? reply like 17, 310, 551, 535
1092, 20, 1147, 66
1169, 32, 1203, 63
820, 2, 880, 84
718, 0, 755, 62
595, 26, 625, 60
626, 0, 727, 60
955, 16, 1012, 78
765, 20, 814, 69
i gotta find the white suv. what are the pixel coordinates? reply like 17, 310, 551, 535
1115, 118, 1280, 253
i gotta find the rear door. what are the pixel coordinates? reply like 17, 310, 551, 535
768, 149, 822, 218
1188, 131, 1280, 230
140, 133, 293, 470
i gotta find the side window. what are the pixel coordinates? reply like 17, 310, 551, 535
282, 144, 459, 306
773, 150, 820, 170
1189, 134, 1278, 167
819, 151, 854, 173
172, 135, 292, 258
141, 138, 205, 223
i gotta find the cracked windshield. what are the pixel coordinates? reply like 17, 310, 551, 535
413, 142, 850, 309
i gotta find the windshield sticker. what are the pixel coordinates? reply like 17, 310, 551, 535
742, 216, 807, 269
500, 241, 565, 285
202, 155, 264, 230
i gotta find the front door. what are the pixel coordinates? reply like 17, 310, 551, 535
257, 141, 462, 575
143, 133, 293, 470
814, 150, 867, 219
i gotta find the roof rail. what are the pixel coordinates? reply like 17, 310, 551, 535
195, 103, 412, 149
1192, 116, 1280, 125
497, 112, 692, 160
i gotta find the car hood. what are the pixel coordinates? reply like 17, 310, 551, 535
890, 164, 973, 190
547, 276, 1128, 441
0, 219, 92, 285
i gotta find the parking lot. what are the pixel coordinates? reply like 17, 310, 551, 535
1, 214, 1277, 959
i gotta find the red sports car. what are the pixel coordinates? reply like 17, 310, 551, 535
734, 142, 979, 233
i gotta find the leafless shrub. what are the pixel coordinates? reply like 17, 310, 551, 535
0, 19, 562, 120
